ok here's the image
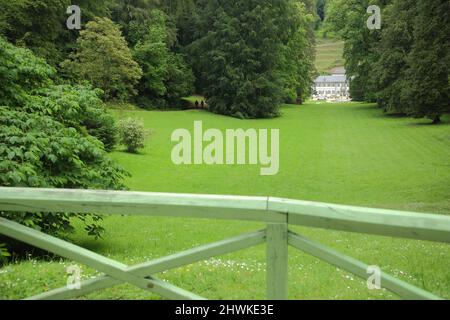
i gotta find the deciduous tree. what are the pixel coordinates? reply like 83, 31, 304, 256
61, 17, 142, 101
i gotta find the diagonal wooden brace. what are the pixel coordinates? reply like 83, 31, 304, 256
288, 231, 443, 300
0, 217, 205, 300
26, 229, 266, 300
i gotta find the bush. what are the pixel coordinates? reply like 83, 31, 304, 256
28, 84, 119, 151
1, 37, 119, 152
187, 0, 288, 119
118, 118, 149, 153
0, 37, 128, 259
0, 108, 129, 241
0, 36, 55, 107
132, 10, 194, 109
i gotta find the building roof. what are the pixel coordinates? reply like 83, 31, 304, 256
315, 74, 347, 83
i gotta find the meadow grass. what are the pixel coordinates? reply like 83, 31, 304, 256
1, 102, 449, 300
315, 38, 345, 75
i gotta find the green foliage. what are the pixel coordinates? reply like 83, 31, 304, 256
0, 0, 68, 65
1, 37, 118, 151
400, 0, 450, 122
327, 0, 449, 122
277, 0, 316, 103
325, 0, 385, 102
133, 10, 194, 109
0, 108, 128, 239
0, 242, 10, 265
61, 17, 143, 101
118, 118, 149, 153
27, 85, 119, 152
372, 0, 416, 114
133, 11, 170, 102
0, 36, 55, 106
0, 0, 113, 66
0, 38, 128, 256
109, 0, 160, 46
188, 0, 293, 118
185, 0, 315, 117
165, 53, 195, 107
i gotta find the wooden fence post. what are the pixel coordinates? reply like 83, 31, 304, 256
266, 223, 288, 300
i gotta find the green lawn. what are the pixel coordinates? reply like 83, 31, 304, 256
1, 102, 449, 299
315, 38, 345, 75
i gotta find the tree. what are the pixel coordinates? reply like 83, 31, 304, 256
165, 53, 195, 107
0, 107, 127, 242
0, 0, 111, 66
325, 0, 386, 101
30, 84, 119, 151
133, 9, 194, 109
109, 0, 171, 47
1, 36, 118, 151
133, 10, 171, 106
0, 36, 55, 107
188, 0, 295, 119
277, 0, 316, 103
372, 0, 416, 114
0, 0, 68, 65
61, 17, 143, 101
400, 0, 450, 123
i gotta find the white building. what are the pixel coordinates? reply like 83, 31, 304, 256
312, 72, 350, 101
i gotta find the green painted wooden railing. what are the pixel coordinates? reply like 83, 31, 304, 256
0, 187, 449, 300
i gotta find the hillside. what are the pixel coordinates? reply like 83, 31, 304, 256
315, 37, 345, 75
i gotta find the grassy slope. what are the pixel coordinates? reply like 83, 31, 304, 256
315, 38, 345, 75
1, 102, 449, 299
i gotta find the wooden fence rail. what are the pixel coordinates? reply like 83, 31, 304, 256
0, 187, 449, 300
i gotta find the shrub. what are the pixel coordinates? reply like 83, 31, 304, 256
27, 84, 119, 151
118, 118, 149, 153
0, 108, 129, 243
0, 37, 128, 259
1, 37, 119, 152
0, 36, 55, 107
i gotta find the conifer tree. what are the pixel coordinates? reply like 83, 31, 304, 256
188, 0, 292, 118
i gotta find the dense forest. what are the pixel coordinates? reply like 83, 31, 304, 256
0, 0, 317, 118
324, 0, 450, 123
0, 0, 317, 258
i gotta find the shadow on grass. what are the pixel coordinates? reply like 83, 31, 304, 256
115, 149, 148, 156
71, 238, 110, 254
351, 103, 379, 111
0, 234, 111, 266
406, 120, 450, 127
